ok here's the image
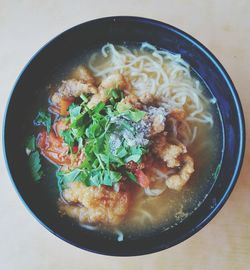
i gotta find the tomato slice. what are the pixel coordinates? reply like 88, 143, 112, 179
135, 169, 150, 188
37, 130, 71, 166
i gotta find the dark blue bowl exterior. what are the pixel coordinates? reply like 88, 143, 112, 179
3, 16, 245, 256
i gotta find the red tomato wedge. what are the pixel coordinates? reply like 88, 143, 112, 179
135, 169, 150, 188
37, 130, 71, 166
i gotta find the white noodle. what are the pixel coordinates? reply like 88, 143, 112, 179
144, 187, 166, 196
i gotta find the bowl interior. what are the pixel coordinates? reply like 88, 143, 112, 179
4, 17, 245, 256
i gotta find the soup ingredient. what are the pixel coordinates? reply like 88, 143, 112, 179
34, 111, 52, 133
25, 135, 43, 181
59, 97, 75, 116
37, 130, 71, 166
28, 151, 43, 181
134, 169, 150, 188
51, 66, 97, 106
60, 180, 131, 225
87, 73, 127, 108
27, 42, 221, 233
25, 135, 36, 155
165, 154, 194, 191
55, 89, 148, 189
89, 43, 214, 127
152, 134, 187, 168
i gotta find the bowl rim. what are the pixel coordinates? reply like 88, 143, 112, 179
3, 16, 245, 256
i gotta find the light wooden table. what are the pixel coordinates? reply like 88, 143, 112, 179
0, 1, 249, 269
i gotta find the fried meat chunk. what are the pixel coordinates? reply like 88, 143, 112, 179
60, 181, 131, 225
152, 134, 187, 168
165, 154, 194, 191
51, 67, 97, 105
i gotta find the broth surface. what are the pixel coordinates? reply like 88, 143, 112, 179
26, 43, 224, 240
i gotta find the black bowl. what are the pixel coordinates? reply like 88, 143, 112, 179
3, 16, 245, 256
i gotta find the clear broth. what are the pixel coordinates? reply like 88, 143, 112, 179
29, 43, 224, 240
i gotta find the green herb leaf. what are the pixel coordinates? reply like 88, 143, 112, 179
125, 154, 142, 163
109, 170, 122, 183
28, 151, 43, 181
126, 110, 146, 122
61, 129, 74, 147
25, 135, 36, 152
53, 88, 148, 189
57, 169, 81, 186
93, 102, 105, 113
126, 171, 137, 183
80, 94, 88, 103
116, 147, 128, 158
116, 102, 131, 113
111, 89, 119, 99
68, 103, 81, 118
34, 111, 52, 133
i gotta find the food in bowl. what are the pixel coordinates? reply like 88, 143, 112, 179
25, 42, 223, 241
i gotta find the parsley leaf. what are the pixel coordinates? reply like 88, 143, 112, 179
34, 111, 52, 133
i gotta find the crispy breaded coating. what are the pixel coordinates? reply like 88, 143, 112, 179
139, 93, 159, 105
51, 79, 97, 105
152, 134, 187, 168
150, 114, 166, 136
51, 66, 97, 105
70, 65, 97, 85
165, 154, 194, 191
60, 181, 131, 225
87, 73, 128, 108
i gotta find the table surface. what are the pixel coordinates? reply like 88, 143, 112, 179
1, 0, 249, 269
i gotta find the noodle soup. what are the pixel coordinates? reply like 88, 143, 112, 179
26, 43, 223, 240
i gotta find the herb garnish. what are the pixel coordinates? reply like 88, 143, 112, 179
34, 111, 52, 133
25, 135, 43, 181
57, 88, 148, 189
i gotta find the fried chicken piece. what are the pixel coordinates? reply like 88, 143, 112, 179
70, 65, 96, 85
139, 93, 160, 105
60, 181, 131, 225
98, 73, 127, 92
87, 73, 128, 108
51, 79, 97, 105
165, 154, 194, 191
152, 134, 187, 167
150, 114, 166, 136
51, 66, 97, 105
